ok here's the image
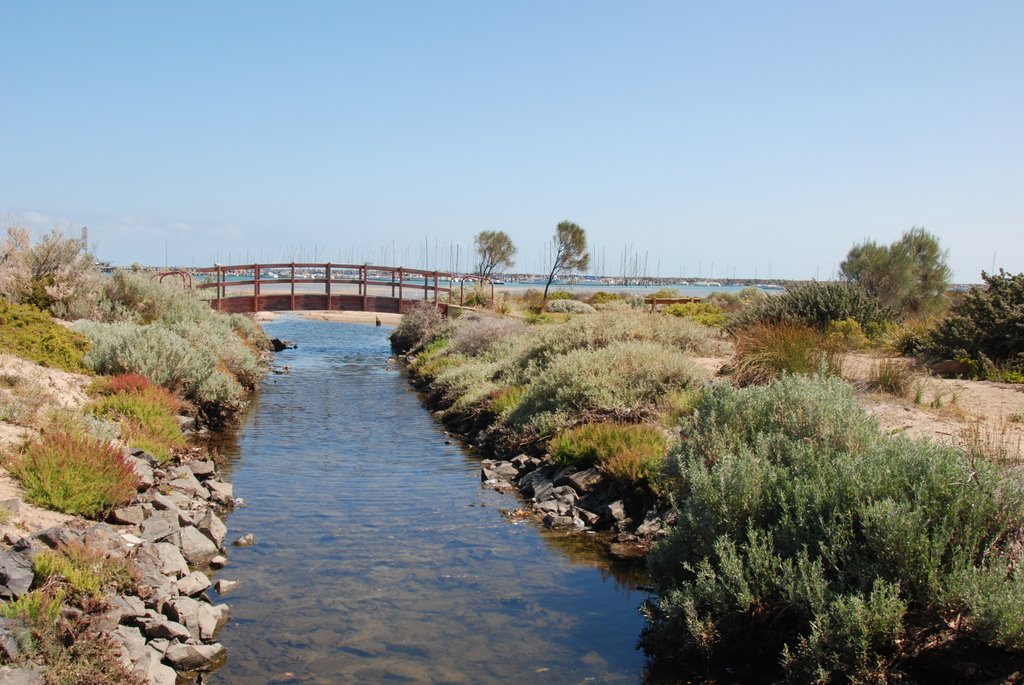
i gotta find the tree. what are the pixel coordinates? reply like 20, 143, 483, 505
839, 227, 950, 318
543, 221, 589, 299
473, 230, 516, 278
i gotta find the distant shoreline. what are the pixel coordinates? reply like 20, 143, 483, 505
253, 310, 401, 326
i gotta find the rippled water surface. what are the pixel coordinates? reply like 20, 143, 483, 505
207, 317, 649, 684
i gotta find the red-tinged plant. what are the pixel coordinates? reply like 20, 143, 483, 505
107, 372, 151, 395
6, 431, 140, 517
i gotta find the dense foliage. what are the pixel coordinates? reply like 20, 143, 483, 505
0, 300, 90, 372
6, 430, 140, 516
397, 309, 723, 460
925, 270, 1024, 378
732, 281, 892, 333
645, 375, 1024, 681
840, 227, 951, 318
549, 422, 668, 485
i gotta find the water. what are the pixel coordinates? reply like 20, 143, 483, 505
207, 317, 650, 684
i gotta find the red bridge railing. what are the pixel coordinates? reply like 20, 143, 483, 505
191, 263, 489, 315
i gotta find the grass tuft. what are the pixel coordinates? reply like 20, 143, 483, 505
33, 543, 135, 599
550, 422, 668, 485
6, 431, 139, 517
868, 358, 913, 396
731, 323, 842, 386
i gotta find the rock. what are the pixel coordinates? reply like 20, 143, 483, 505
127, 456, 155, 489
188, 460, 216, 478
206, 479, 234, 504
82, 523, 125, 556
177, 571, 211, 596
110, 505, 146, 526
167, 470, 210, 500
163, 596, 203, 639
542, 514, 575, 529
518, 466, 555, 498
563, 467, 604, 494
575, 507, 602, 527
173, 526, 219, 566
635, 510, 664, 537
163, 642, 226, 672
209, 555, 228, 568
198, 603, 230, 640
0, 546, 34, 600
603, 500, 627, 523
120, 533, 145, 548
132, 646, 177, 685
532, 480, 555, 503
232, 533, 256, 548
196, 510, 227, 547
536, 500, 570, 516
150, 493, 193, 525
212, 579, 239, 595
139, 514, 178, 543
929, 359, 972, 377
552, 466, 580, 488
103, 595, 147, 626
138, 617, 192, 642
552, 485, 577, 505
111, 624, 148, 667
0, 665, 44, 684
33, 526, 82, 550
270, 338, 295, 352
176, 415, 196, 432
0, 500, 19, 514
0, 618, 21, 662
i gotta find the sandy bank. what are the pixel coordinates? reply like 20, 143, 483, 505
296, 310, 402, 326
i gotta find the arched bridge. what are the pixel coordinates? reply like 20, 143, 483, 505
186, 263, 493, 315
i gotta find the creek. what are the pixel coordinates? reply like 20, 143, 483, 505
205, 316, 650, 684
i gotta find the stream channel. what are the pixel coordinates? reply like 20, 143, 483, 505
205, 316, 651, 684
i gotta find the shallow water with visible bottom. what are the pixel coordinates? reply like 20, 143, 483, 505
206, 317, 650, 684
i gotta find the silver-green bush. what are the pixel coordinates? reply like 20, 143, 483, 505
645, 375, 1024, 681
544, 299, 596, 314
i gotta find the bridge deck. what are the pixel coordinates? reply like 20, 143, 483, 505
186, 263, 493, 315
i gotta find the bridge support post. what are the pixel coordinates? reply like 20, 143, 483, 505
362, 265, 368, 312
254, 262, 260, 312
398, 267, 404, 309
326, 262, 332, 311
290, 263, 296, 310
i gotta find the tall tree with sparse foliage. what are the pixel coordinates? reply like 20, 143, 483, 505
473, 230, 517, 278
543, 221, 589, 299
839, 227, 950, 318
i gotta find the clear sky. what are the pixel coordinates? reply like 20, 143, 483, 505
2, 1, 1021, 281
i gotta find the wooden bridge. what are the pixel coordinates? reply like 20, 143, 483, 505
185, 263, 493, 315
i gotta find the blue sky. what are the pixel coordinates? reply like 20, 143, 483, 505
2, 1, 1021, 280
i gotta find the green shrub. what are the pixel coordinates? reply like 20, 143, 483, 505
731, 323, 842, 386
546, 290, 574, 300
489, 385, 527, 416
390, 301, 447, 354
544, 299, 596, 314
90, 389, 185, 463
6, 431, 140, 516
925, 270, 1024, 377
588, 291, 623, 304
645, 375, 1024, 681
733, 281, 892, 332
73, 320, 244, 418
1, 586, 65, 624
0, 300, 90, 372
33, 543, 134, 599
449, 315, 527, 356
509, 340, 707, 435
827, 317, 869, 350
662, 302, 727, 327
550, 422, 668, 485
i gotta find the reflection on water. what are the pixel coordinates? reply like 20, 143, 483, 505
207, 317, 649, 684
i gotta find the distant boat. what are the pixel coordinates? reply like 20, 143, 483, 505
756, 283, 784, 290
695, 281, 722, 287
